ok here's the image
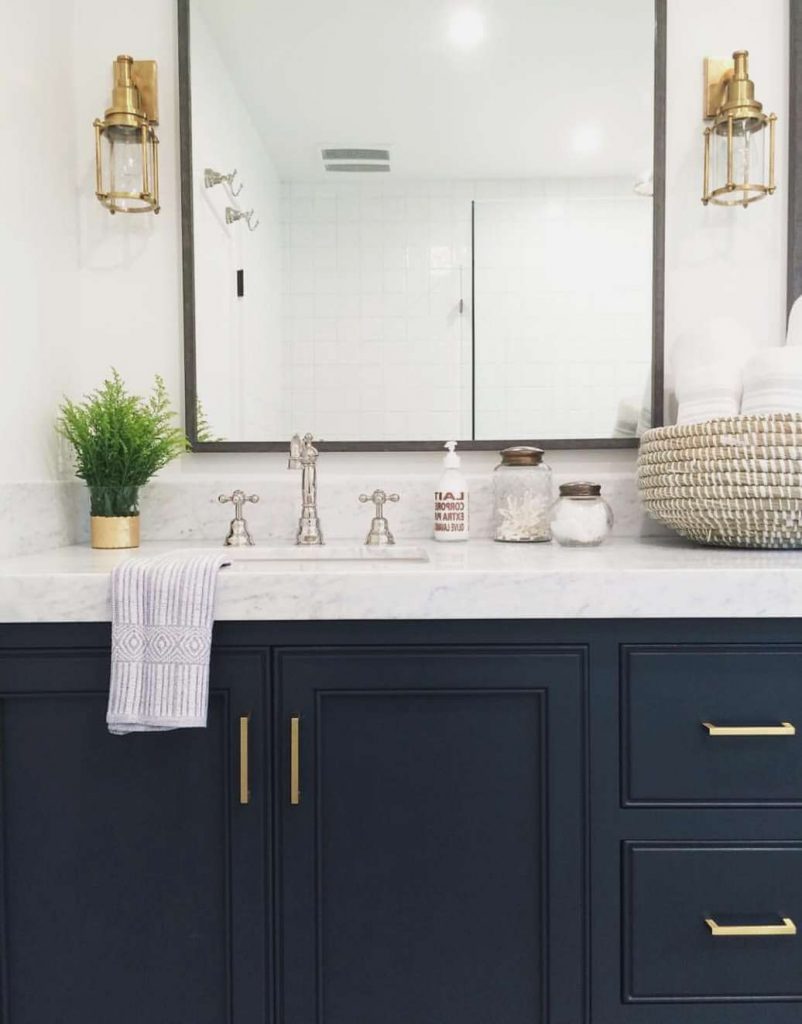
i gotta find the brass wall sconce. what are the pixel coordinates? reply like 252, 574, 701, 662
94, 55, 160, 214
702, 50, 776, 208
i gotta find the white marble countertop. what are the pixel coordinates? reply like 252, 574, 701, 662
1, 536, 802, 622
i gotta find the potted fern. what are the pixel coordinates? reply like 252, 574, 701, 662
57, 370, 188, 549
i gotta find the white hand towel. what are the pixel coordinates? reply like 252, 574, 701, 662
107, 550, 230, 735
786, 295, 802, 347
741, 348, 802, 415
675, 361, 743, 426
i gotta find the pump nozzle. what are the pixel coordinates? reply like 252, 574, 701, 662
443, 440, 461, 468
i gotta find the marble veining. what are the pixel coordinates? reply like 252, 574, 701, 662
69, 469, 663, 545
2, 537, 802, 623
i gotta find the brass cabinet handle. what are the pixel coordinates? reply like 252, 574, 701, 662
702, 721, 796, 736
290, 716, 301, 806
706, 916, 797, 937
239, 714, 251, 805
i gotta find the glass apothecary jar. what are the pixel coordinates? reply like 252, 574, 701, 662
493, 447, 552, 542
550, 482, 613, 547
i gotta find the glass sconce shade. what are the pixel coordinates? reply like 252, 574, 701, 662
94, 56, 160, 214
704, 112, 775, 207
96, 122, 159, 213
702, 51, 776, 208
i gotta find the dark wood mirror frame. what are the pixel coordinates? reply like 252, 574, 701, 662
178, 0, 667, 452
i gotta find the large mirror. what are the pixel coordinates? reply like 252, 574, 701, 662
180, 0, 665, 450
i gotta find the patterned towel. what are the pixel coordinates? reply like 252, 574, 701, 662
107, 551, 230, 734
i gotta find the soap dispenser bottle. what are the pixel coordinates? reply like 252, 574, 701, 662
434, 441, 470, 542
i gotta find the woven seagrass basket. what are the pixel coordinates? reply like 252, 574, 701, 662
638, 414, 802, 549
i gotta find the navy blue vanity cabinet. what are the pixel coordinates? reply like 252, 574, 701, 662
7, 620, 802, 1024
591, 631, 802, 1024
0, 635, 268, 1024
274, 644, 587, 1024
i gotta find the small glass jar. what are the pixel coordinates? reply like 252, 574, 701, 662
493, 447, 552, 542
550, 482, 614, 547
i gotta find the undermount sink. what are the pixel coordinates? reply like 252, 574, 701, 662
225, 544, 429, 565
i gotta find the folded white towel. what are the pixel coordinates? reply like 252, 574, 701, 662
741, 348, 802, 415
107, 550, 230, 735
675, 361, 742, 426
786, 295, 802, 347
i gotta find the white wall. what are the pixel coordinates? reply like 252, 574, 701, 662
664, 0, 789, 412
67, 0, 185, 433
0, 0, 791, 486
0, 0, 80, 480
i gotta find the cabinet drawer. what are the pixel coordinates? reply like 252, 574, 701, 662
624, 842, 802, 1003
622, 646, 802, 806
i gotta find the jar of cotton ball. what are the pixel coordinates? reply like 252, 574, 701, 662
492, 447, 553, 542
550, 482, 613, 547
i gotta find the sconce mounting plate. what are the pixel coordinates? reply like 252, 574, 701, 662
703, 57, 734, 118
131, 60, 159, 124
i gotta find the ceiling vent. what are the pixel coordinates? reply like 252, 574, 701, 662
322, 148, 390, 172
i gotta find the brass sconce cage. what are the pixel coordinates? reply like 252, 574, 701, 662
702, 50, 776, 208
94, 55, 160, 214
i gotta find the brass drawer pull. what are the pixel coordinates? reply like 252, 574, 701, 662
702, 721, 796, 737
706, 916, 797, 937
239, 714, 251, 806
290, 716, 301, 806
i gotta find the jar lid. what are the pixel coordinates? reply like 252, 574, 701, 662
500, 446, 545, 467
559, 481, 602, 497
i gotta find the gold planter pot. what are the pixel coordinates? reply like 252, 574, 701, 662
90, 515, 141, 550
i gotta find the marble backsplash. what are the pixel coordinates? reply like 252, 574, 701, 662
67, 468, 661, 547
6, 451, 665, 558
0, 481, 77, 558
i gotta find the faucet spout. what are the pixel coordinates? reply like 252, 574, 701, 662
288, 432, 302, 469
289, 433, 324, 545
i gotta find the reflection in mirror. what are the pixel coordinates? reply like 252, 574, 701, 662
185, 0, 657, 446
474, 190, 653, 439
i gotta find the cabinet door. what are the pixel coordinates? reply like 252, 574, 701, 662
0, 647, 267, 1024
276, 645, 586, 1024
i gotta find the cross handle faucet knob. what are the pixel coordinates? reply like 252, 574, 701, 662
358, 490, 400, 546
218, 490, 260, 547
359, 489, 400, 518
219, 490, 260, 518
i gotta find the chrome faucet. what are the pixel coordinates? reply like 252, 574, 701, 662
288, 433, 324, 545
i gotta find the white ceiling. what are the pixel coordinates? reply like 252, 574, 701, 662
193, 0, 655, 180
